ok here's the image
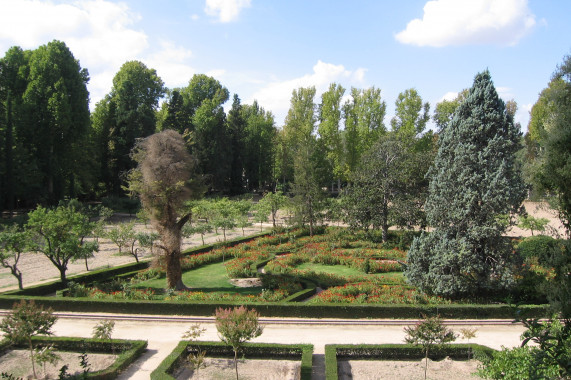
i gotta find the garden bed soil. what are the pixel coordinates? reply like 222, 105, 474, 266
0, 349, 116, 379
173, 357, 301, 380
338, 357, 482, 380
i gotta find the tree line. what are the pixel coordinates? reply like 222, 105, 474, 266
1, 39, 468, 212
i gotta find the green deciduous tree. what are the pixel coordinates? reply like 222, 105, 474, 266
0, 300, 57, 379
530, 55, 571, 234
432, 89, 468, 131
0, 224, 29, 289
406, 70, 526, 298
342, 86, 387, 178
93, 61, 165, 195
215, 306, 263, 380
404, 315, 457, 380
26, 204, 98, 286
390, 88, 430, 136
342, 133, 431, 241
242, 101, 276, 191
127, 130, 202, 290
318, 83, 345, 188
21, 40, 91, 202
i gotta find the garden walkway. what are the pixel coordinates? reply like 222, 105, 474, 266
0, 311, 528, 380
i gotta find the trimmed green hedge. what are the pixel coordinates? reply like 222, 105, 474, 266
0, 294, 549, 319
324, 343, 495, 380
151, 341, 313, 380
1, 336, 147, 380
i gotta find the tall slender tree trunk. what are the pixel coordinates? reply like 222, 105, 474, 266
5, 93, 14, 214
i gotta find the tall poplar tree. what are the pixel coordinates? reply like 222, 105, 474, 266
405, 71, 526, 298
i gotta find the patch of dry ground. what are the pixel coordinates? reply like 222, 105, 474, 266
339, 357, 482, 380
0, 349, 116, 379
173, 357, 301, 380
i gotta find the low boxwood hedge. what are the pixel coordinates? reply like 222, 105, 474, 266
0, 336, 147, 380
151, 341, 313, 380
324, 343, 495, 380
0, 294, 549, 319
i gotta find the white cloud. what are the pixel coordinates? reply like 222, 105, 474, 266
143, 40, 196, 89
395, 0, 536, 47
439, 91, 459, 102
204, 0, 251, 23
0, 0, 149, 106
250, 60, 367, 126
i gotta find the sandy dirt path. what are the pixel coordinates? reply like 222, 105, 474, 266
0, 313, 525, 380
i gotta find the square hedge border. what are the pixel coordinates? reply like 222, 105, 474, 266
324, 343, 495, 380
0, 336, 147, 380
150, 341, 313, 380
0, 231, 549, 320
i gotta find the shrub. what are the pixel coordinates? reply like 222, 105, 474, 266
516, 235, 560, 265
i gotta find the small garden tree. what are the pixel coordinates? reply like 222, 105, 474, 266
0, 224, 29, 290
182, 323, 207, 377
404, 315, 457, 380
257, 191, 287, 227
215, 306, 264, 380
105, 221, 136, 255
518, 214, 549, 236
0, 300, 58, 379
26, 204, 99, 286
93, 319, 116, 354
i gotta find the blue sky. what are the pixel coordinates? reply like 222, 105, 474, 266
1, 0, 570, 131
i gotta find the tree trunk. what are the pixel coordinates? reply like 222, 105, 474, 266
59, 266, 68, 287
234, 349, 239, 380
165, 250, 186, 290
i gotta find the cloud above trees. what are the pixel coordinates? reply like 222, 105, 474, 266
205, 0, 251, 22
395, 0, 536, 47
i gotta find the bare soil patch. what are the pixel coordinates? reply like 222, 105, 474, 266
0, 349, 116, 379
339, 357, 482, 380
173, 357, 300, 380
229, 278, 263, 287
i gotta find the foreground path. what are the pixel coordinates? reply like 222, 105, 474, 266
0, 311, 527, 380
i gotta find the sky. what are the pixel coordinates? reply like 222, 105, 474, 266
1, 0, 570, 132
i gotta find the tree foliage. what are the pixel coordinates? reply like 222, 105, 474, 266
342, 133, 431, 241
529, 55, 571, 234
406, 70, 526, 298
26, 203, 98, 286
390, 88, 430, 136
0, 224, 29, 289
215, 306, 263, 380
0, 300, 57, 378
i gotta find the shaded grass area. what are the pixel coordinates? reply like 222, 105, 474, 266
134, 261, 263, 295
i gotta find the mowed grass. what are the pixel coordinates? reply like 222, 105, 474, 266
134, 261, 263, 295
295, 263, 406, 283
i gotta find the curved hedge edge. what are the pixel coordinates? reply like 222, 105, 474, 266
150, 341, 313, 380
324, 343, 496, 380
282, 280, 317, 302
4, 336, 147, 380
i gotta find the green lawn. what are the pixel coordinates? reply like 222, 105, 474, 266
134, 261, 263, 295
295, 263, 405, 283
296, 263, 364, 276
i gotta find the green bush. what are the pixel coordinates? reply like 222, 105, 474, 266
516, 235, 560, 264
477, 346, 561, 379
151, 341, 313, 380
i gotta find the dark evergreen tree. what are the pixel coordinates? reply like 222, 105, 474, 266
20, 40, 91, 203
242, 101, 276, 191
405, 70, 526, 298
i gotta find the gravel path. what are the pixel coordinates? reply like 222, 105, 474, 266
0, 312, 527, 380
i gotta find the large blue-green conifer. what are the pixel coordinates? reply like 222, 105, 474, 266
405, 71, 526, 298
